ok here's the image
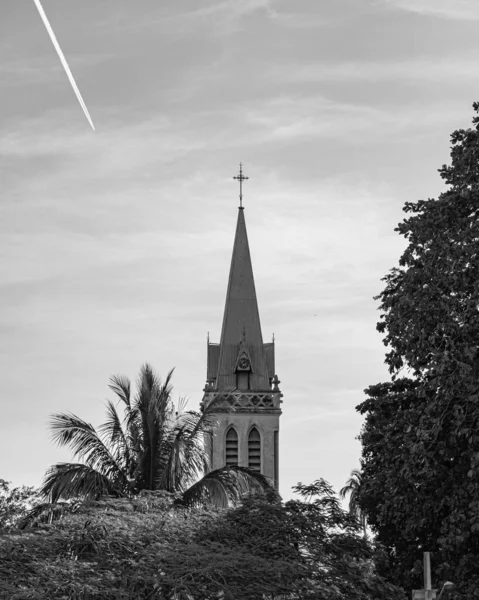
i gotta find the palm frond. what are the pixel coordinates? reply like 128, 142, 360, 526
180, 466, 279, 508
18, 501, 72, 529
133, 364, 175, 490
50, 413, 127, 485
156, 391, 235, 494
135, 364, 174, 410
159, 366, 175, 398
44, 365, 255, 507
108, 374, 131, 408
176, 395, 188, 415
108, 374, 142, 469
157, 406, 221, 494
158, 411, 206, 491
159, 396, 223, 490
180, 476, 229, 508
135, 364, 160, 488
99, 399, 131, 472
122, 404, 143, 462
40, 463, 123, 503
339, 468, 369, 537
339, 469, 362, 500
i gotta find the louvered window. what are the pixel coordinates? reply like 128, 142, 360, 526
248, 427, 261, 471
236, 371, 250, 390
225, 427, 238, 466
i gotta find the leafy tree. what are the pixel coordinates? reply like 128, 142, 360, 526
339, 469, 368, 538
175, 479, 405, 599
0, 480, 39, 531
376, 108, 479, 385
357, 103, 479, 598
37, 364, 273, 511
0, 481, 405, 599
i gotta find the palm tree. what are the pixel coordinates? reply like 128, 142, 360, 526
339, 468, 368, 538
39, 364, 275, 508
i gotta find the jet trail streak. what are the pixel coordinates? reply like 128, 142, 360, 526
33, 0, 95, 130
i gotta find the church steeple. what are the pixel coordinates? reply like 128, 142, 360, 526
215, 206, 270, 390
202, 167, 282, 490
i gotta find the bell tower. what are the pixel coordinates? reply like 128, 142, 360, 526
201, 165, 283, 490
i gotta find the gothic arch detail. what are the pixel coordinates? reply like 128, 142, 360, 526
225, 426, 239, 466
248, 427, 261, 472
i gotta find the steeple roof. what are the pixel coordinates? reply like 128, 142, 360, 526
213, 207, 271, 390
219, 207, 262, 347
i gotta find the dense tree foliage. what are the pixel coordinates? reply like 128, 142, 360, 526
0, 480, 405, 600
37, 364, 273, 513
357, 103, 479, 598
0, 480, 39, 531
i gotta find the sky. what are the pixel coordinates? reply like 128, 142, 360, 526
1, 0, 479, 503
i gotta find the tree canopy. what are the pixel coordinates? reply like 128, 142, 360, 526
0, 480, 39, 532
0, 480, 405, 600
357, 103, 479, 599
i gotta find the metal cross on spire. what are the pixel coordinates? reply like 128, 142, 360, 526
233, 163, 249, 208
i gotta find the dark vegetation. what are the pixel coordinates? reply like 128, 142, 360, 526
0, 481, 405, 599
357, 103, 479, 599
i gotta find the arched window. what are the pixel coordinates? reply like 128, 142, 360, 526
225, 427, 238, 466
248, 427, 261, 472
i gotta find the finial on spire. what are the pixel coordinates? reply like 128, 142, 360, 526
233, 163, 249, 208
272, 332, 275, 343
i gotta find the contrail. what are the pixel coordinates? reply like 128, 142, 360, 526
33, 0, 95, 131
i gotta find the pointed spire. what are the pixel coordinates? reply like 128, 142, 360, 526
215, 206, 270, 390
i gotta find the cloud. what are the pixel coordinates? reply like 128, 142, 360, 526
0, 53, 116, 87
270, 58, 479, 84
0, 108, 203, 175
378, 0, 479, 20
264, 6, 336, 28
0, 91, 453, 259
187, 0, 274, 19
94, 0, 277, 36
287, 405, 359, 425
0, 92, 427, 172
236, 95, 460, 145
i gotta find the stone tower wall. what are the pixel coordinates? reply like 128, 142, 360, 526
210, 411, 280, 486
